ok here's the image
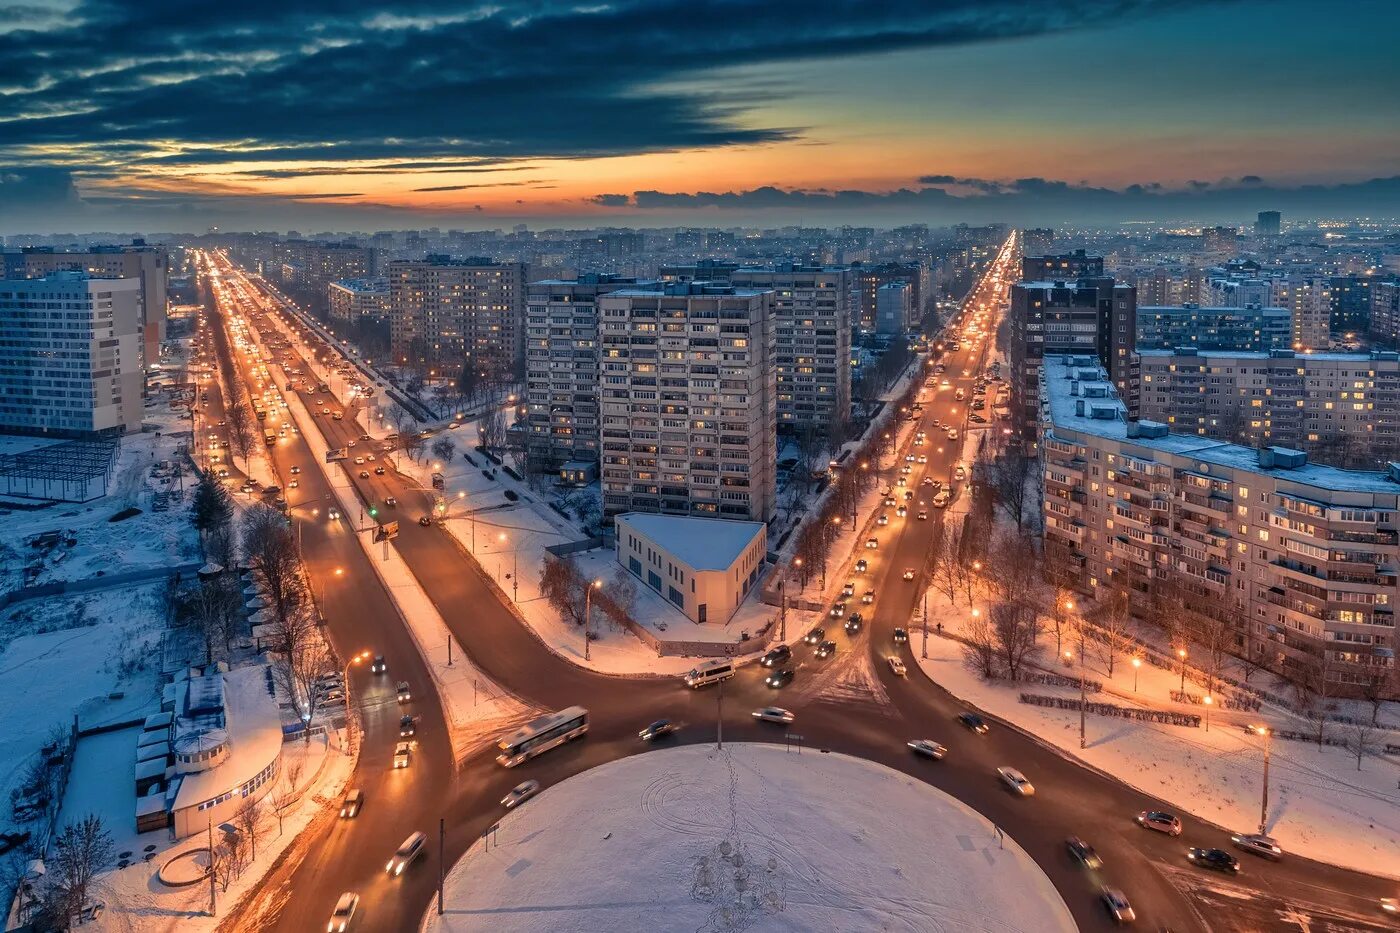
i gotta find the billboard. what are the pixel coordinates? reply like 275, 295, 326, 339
325, 447, 348, 463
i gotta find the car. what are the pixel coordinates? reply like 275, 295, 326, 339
1135, 811, 1182, 835
844, 614, 863, 634
374, 466, 386, 475
328, 507, 341, 521
1382, 898, 1399, 915
1230, 832, 1283, 860
399, 715, 417, 737
917, 511, 928, 521
501, 780, 541, 809
932, 490, 951, 508
371, 655, 386, 674
358, 470, 370, 478
903, 490, 915, 501
639, 719, 678, 741
1066, 836, 1103, 869
921, 476, 934, 487
854, 559, 868, 573
339, 789, 364, 819
354, 457, 365, 465
841, 581, 855, 597
954, 465, 967, 481
997, 766, 1035, 796
328, 892, 359, 932
761, 645, 791, 667
887, 657, 907, 677
320, 686, 345, 702
908, 739, 947, 760
365, 453, 376, 461
902, 568, 915, 580
815, 641, 837, 658
764, 668, 794, 689
418, 515, 433, 526
396, 681, 412, 703
1100, 887, 1135, 924
385, 831, 426, 876
1187, 848, 1241, 873
752, 706, 795, 724
895, 475, 906, 486
905, 454, 916, 462
877, 513, 890, 526
829, 602, 847, 618
917, 455, 928, 464
895, 505, 907, 517
883, 495, 897, 507
861, 590, 875, 604
865, 537, 878, 549
947, 429, 959, 441
893, 628, 908, 643
289, 479, 299, 488
803, 626, 824, 645
385, 496, 397, 507
322, 408, 330, 415
958, 712, 989, 734
899, 465, 912, 475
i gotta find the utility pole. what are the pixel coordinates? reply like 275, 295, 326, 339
438, 818, 446, 915
1078, 626, 1087, 750
207, 816, 217, 917
921, 593, 929, 659
717, 677, 724, 750
779, 587, 787, 642
1258, 727, 1272, 834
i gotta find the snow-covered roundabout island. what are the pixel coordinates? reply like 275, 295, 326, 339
423, 743, 1077, 933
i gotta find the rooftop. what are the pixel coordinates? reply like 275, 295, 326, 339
1137, 347, 1399, 362
615, 512, 765, 571
171, 665, 283, 811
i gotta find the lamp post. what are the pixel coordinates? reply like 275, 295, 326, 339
1255, 726, 1272, 833
342, 650, 371, 749
583, 579, 602, 661
1203, 694, 1213, 732
1132, 656, 1142, 692
1178, 648, 1189, 694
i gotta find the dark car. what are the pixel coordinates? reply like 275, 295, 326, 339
370, 655, 387, 674
399, 715, 417, 737
1187, 848, 1241, 874
764, 668, 794, 689
957, 712, 989, 734
803, 626, 824, 645
1066, 836, 1103, 870
418, 515, 433, 526
893, 627, 908, 644
639, 720, 679, 742
815, 641, 837, 659
844, 613, 863, 634
761, 645, 791, 668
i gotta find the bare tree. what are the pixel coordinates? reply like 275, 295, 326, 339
1093, 587, 1134, 678
1359, 666, 1396, 725
242, 503, 305, 624
430, 436, 457, 466
1294, 655, 1335, 748
931, 526, 961, 606
961, 604, 998, 679
607, 569, 637, 626
983, 532, 1037, 606
271, 618, 335, 742
268, 760, 303, 836
539, 555, 588, 626
48, 813, 113, 924
233, 798, 264, 862
193, 576, 238, 664
1345, 719, 1376, 770
991, 451, 1034, 530
795, 423, 825, 491
1187, 611, 1233, 696
992, 599, 1042, 681
479, 406, 506, 454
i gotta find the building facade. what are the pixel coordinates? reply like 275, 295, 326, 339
1372, 281, 1400, 348
327, 276, 390, 322
851, 261, 926, 331
0, 274, 144, 435
1137, 348, 1400, 465
614, 512, 767, 625
1022, 250, 1103, 282
597, 283, 777, 523
524, 274, 650, 471
875, 282, 912, 335
1021, 228, 1055, 256
1040, 353, 1398, 695
1255, 210, 1282, 236
1136, 304, 1292, 352
387, 257, 527, 377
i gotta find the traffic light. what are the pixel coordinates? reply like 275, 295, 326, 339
369, 507, 378, 517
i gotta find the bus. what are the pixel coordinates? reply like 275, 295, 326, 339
496, 706, 588, 767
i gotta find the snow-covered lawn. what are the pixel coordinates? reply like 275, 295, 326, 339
915, 584, 1400, 880
423, 743, 1075, 933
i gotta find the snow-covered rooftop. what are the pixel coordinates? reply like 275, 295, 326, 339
614, 512, 765, 571
171, 665, 282, 811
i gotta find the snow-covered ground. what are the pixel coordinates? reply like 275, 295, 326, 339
423, 743, 1076, 933
915, 583, 1400, 880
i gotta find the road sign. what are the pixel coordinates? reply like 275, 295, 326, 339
373, 521, 400, 542
325, 447, 347, 463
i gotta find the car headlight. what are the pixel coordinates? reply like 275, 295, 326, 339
387, 860, 395, 872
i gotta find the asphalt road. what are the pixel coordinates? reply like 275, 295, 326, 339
202, 246, 1400, 933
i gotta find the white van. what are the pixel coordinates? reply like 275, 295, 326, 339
684, 659, 735, 689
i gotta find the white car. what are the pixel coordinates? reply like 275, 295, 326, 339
328, 892, 359, 932
393, 742, 412, 769
997, 766, 1035, 796
902, 568, 915, 580
501, 780, 541, 809
932, 490, 951, 508
385, 831, 425, 876
887, 657, 907, 677
752, 707, 795, 724
907, 739, 947, 760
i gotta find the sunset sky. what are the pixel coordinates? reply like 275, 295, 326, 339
2, 0, 1398, 231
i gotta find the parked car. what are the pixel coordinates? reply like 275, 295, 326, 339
1187, 848, 1241, 874
752, 706, 795, 724
501, 780, 541, 809
339, 789, 364, 819
907, 739, 947, 760
1066, 836, 1103, 869
1135, 810, 1183, 836
958, 712, 989, 734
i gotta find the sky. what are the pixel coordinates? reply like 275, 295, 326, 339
1, 0, 1399, 233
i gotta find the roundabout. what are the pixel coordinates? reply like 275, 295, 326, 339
423, 743, 1077, 933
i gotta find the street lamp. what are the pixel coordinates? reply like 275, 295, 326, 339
1178, 648, 1189, 693
583, 579, 602, 661
1132, 656, 1142, 692
1203, 694, 1213, 732
343, 650, 371, 747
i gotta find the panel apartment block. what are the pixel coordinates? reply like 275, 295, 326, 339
388, 258, 526, 378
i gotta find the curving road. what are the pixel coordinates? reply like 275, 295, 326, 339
203, 246, 1399, 933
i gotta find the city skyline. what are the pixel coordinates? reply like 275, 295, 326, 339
3, 0, 1400, 232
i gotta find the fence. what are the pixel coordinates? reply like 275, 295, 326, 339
1019, 693, 1202, 728
0, 560, 204, 613
1021, 671, 1102, 693
1170, 690, 1262, 713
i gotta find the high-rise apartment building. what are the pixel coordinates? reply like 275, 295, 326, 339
1201, 225, 1238, 255
1328, 275, 1375, 340
327, 277, 390, 322
597, 283, 777, 523
1021, 228, 1055, 256
1022, 250, 1103, 282
274, 241, 375, 295
0, 274, 144, 435
728, 265, 852, 433
875, 282, 912, 335
1008, 277, 1138, 438
1136, 347, 1400, 463
1040, 353, 1398, 694
1283, 275, 1333, 350
851, 261, 926, 331
1255, 210, 1282, 236
387, 257, 527, 377
1136, 304, 1292, 352
1371, 281, 1400, 348
524, 274, 651, 470
6, 245, 168, 369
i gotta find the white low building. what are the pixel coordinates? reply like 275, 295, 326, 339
615, 513, 767, 625
166, 665, 283, 839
